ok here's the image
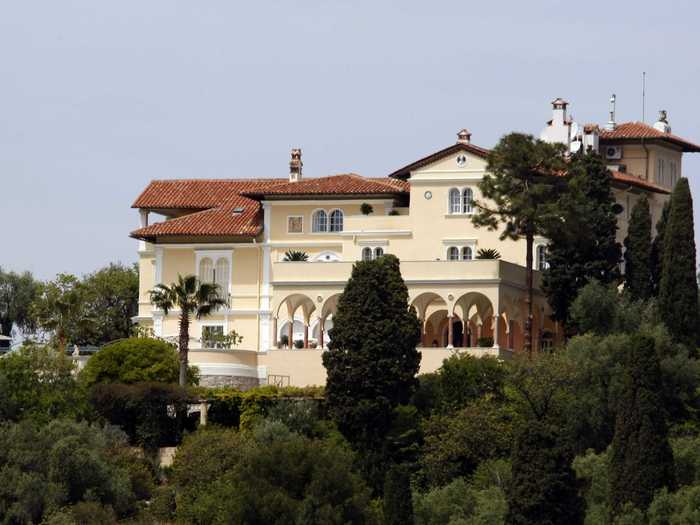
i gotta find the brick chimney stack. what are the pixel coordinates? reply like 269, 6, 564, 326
289, 148, 302, 182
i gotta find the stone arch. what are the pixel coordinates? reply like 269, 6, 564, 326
274, 293, 316, 349
453, 292, 494, 322
410, 292, 448, 321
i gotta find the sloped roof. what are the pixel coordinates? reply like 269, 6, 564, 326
599, 122, 700, 152
389, 142, 490, 179
131, 179, 285, 209
609, 171, 669, 194
241, 174, 409, 198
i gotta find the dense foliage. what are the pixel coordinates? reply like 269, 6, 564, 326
623, 198, 653, 301
659, 178, 700, 349
168, 422, 377, 525
541, 151, 621, 327
0, 419, 154, 523
323, 254, 421, 454
0, 267, 39, 347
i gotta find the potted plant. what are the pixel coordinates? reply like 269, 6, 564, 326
360, 203, 374, 215
477, 336, 494, 347
476, 248, 501, 260
283, 250, 309, 262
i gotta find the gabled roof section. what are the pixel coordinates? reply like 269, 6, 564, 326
240, 174, 409, 198
130, 194, 265, 241
388, 142, 490, 180
131, 179, 286, 210
599, 122, 700, 152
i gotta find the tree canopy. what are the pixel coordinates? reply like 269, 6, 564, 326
541, 151, 621, 327
623, 198, 653, 301
0, 268, 39, 347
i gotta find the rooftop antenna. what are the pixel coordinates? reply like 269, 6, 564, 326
642, 71, 646, 123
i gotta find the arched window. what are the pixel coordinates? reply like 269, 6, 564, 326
537, 245, 549, 270
198, 257, 214, 283
462, 188, 473, 214
374, 247, 384, 258
329, 209, 344, 232
312, 210, 327, 232
214, 258, 229, 294
447, 247, 460, 261
362, 247, 373, 261
448, 188, 461, 214
461, 246, 473, 261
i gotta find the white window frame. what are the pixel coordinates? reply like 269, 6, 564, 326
329, 209, 344, 232
287, 215, 304, 234
461, 246, 473, 261
447, 246, 460, 261
447, 186, 475, 215
311, 209, 328, 233
361, 247, 373, 261
536, 244, 549, 271
200, 321, 227, 349
195, 250, 233, 299
374, 247, 384, 258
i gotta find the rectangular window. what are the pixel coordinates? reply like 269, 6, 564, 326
202, 325, 225, 349
287, 216, 303, 233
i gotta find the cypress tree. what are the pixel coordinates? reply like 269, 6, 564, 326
658, 178, 700, 348
623, 198, 653, 301
506, 420, 584, 525
542, 151, 622, 328
383, 464, 414, 525
609, 334, 675, 517
650, 200, 670, 296
323, 254, 421, 449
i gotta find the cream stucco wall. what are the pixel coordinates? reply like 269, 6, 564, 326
136, 143, 682, 387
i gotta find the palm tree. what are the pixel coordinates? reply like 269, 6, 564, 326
283, 250, 309, 262
149, 274, 227, 386
476, 248, 501, 260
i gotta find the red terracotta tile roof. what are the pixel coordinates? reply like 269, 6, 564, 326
131, 175, 408, 240
240, 174, 409, 197
131, 198, 264, 240
599, 122, 700, 152
131, 179, 285, 209
609, 171, 669, 194
389, 142, 490, 179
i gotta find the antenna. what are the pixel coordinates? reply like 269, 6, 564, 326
642, 72, 646, 123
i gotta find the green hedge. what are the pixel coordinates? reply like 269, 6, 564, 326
201, 385, 325, 429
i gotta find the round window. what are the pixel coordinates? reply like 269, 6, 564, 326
424, 191, 432, 200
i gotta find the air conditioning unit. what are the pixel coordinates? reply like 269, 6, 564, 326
605, 146, 622, 160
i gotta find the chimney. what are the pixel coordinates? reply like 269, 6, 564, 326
551, 98, 568, 127
653, 110, 672, 133
289, 148, 302, 182
606, 94, 617, 131
456, 129, 471, 144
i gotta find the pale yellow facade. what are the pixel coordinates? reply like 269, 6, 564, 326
133, 131, 687, 388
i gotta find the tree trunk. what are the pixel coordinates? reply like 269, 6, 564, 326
178, 311, 190, 386
524, 230, 534, 358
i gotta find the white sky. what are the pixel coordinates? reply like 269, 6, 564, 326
2, 0, 699, 279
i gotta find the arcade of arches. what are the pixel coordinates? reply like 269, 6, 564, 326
271, 289, 558, 353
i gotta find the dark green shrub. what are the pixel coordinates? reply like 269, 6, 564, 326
384, 464, 414, 525
90, 382, 196, 450
80, 337, 188, 388
294, 339, 304, 349
361, 203, 374, 215
477, 336, 493, 347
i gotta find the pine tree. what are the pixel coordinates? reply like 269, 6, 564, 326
609, 334, 675, 517
541, 151, 622, 327
650, 200, 670, 296
383, 464, 414, 525
623, 198, 653, 301
472, 133, 567, 355
506, 420, 584, 525
658, 178, 700, 348
323, 254, 421, 449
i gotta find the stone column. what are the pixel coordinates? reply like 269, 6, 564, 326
462, 319, 467, 348
493, 315, 500, 348
303, 324, 309, 349
319, 318, 325, 348
288, 321, 293, 349
447, 316, 454, 348
199, 402, 208, 426
272, 317, 278, 349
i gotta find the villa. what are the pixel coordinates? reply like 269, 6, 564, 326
131, 99, 699, 387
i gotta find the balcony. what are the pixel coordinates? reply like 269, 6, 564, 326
342, 214, 412, 236
272, 259, 540, 287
